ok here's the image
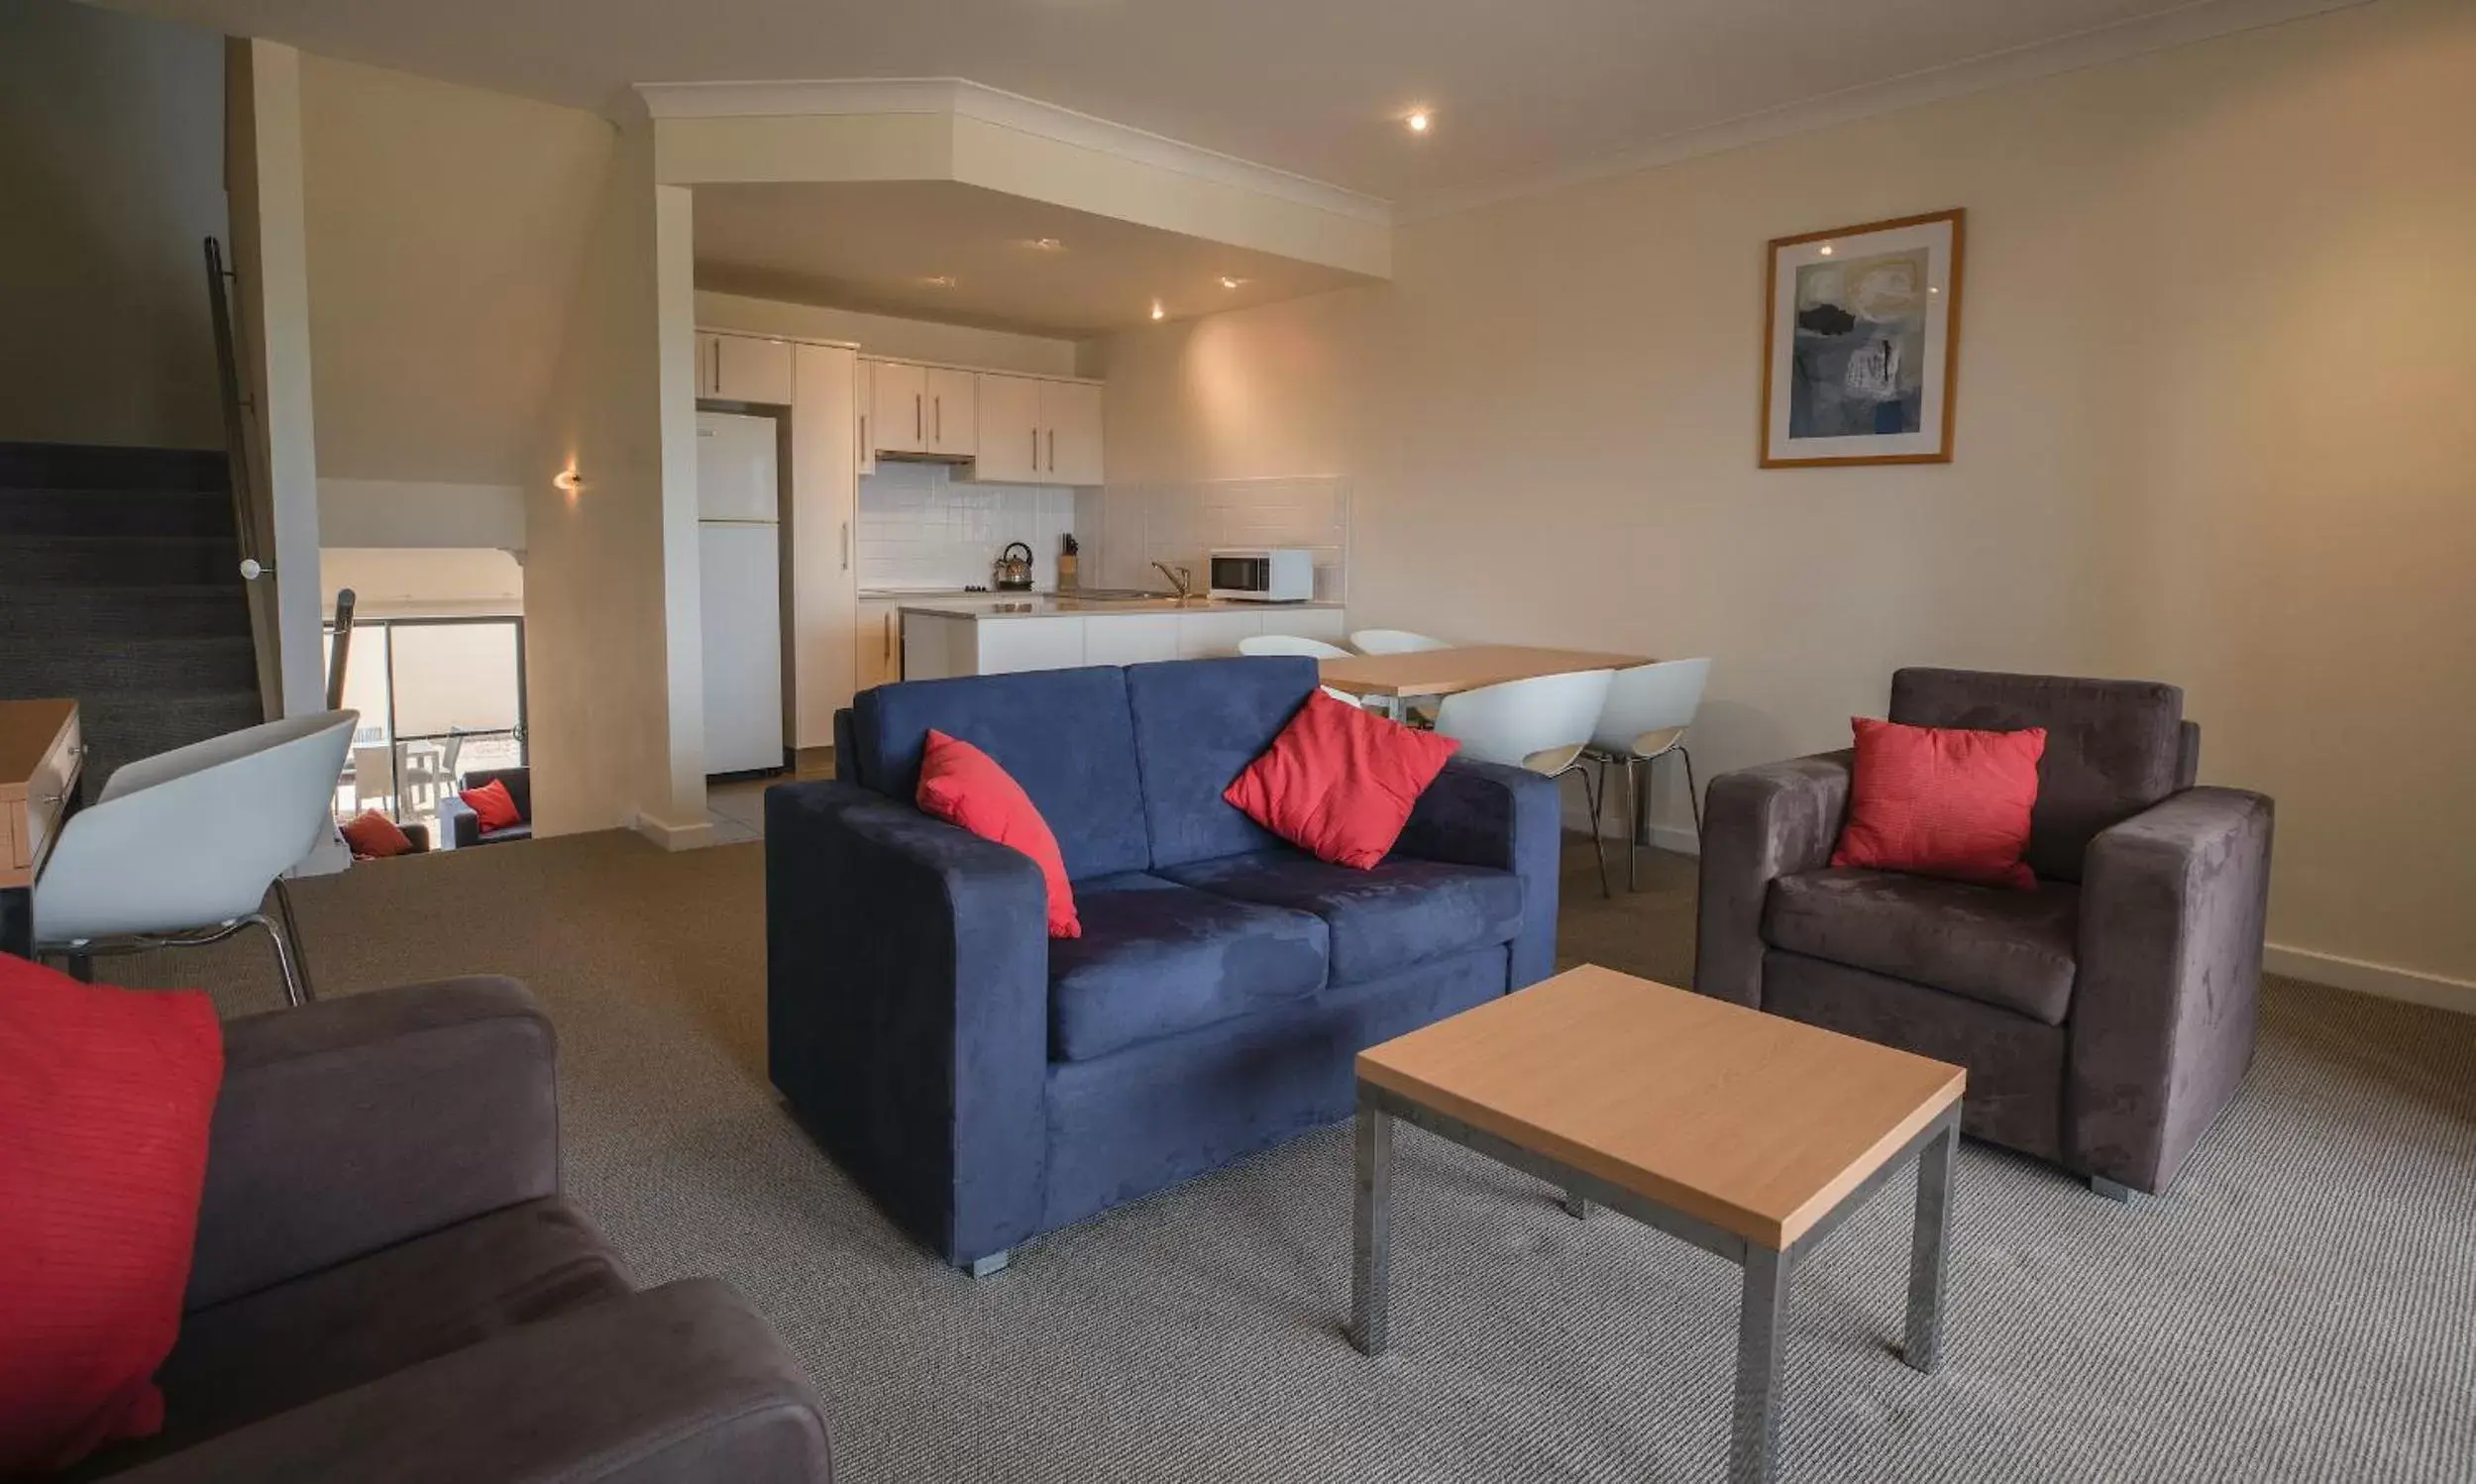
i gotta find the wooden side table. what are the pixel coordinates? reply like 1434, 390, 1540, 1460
1, 699, 83, 959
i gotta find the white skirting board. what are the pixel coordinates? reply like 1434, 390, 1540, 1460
633, 813, 718, 852
2263, 944, 2476, 1017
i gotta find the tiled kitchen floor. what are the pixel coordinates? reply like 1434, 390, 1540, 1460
705, 747, 833, 843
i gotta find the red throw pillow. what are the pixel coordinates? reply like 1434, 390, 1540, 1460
459, 779, 523, 833
1225, 689, 1461, 869
915, 730, 1080, 938
0, 955, 223, 1476
1831, 717, 2046, 890
339, 808, 415, 860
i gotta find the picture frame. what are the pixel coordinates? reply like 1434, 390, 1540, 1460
1760, 208, 1965, 468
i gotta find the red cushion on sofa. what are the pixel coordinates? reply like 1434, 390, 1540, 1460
1832, 716, 2046, 890
1224, 689, 1461, 870
459, 779, 523, 833
0, 955, 223, 1476
339, 808, 415, 860
915, 730, 1081, 938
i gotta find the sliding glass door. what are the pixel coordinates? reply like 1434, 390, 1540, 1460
322, 616, 527, 830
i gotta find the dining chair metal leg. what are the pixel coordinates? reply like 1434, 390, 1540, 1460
269, 876, 317, 1006
1571, 763, 1611, 900
1626, 755, 1645, 892
1679, 745, 1703, 837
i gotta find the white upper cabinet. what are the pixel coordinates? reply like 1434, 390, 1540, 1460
924, 368, 976, 458
700, 332, 796, 405
1041, 379, 1105, 486
968, 372, 1105, 486
870, 360, 926, 454
974, 373, 1043, 483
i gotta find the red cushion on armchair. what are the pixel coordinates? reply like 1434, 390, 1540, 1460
1831, 716, 2046, 890
0, 955, 224, 1475
458, 779, 524, 833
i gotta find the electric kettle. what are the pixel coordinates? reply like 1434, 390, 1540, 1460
993, 541, 1034, 591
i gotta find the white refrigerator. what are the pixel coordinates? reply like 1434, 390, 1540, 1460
696, 411, 786, 775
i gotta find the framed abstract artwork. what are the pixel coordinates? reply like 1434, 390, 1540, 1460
1761, 208, 1965, 468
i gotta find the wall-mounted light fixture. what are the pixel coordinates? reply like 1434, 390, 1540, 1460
554, 468, 586, 493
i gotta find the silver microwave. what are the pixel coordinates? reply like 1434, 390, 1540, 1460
1207, 548, 1314, 602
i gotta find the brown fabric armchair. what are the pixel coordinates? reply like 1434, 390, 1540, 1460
1694, 669, 2274, 1198
69, 978, 833, 1483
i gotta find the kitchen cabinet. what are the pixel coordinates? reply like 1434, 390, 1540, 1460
853, 357, 875, 477
1042, 379, 1105, 485
699, 332, 795, 405
789, 343, 859, 747
900, 604, 1346, 682
870, 360, 926, 454
856, 598, 902, 693
1081, 613, 1180, 667
924, 368, 976, 457
971, 373, 1105, 485
1175, 611, 1265, 659
973, 373, 1043, 483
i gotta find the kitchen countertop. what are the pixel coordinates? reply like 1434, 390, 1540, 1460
898, 595, 1346, 620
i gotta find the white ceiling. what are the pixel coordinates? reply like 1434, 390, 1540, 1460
97, 0, 2340, 214
693, 181, 1373, 338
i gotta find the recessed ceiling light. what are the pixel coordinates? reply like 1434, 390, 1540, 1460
922, 273, 957, 287
1149, 301, 1166, 321
1219, 276, 1247, 290
1405, 108, 1432, 134
1025, 237, 1065, 253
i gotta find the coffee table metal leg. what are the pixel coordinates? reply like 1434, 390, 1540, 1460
1903, 1114, 1959, 1373
1729, 1244, 1788, 1484
1350, 1101, 1394, 1355
1561, 1189, 1590, 1219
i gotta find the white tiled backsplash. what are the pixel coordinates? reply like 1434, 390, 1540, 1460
1079, 477, 1350, 600
856, 461, 1080, 591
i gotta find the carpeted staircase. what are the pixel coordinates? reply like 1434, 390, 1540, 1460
0, 442, 265, 799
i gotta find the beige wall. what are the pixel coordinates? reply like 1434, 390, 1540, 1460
320, 548, 523, 619
0, 0, 227, 449
298, 53, 610, 493
693, 289, 1081, 376
1098, 0, 2476, 994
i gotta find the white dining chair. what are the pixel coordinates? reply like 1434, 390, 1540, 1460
1239, 634, 1367, 707
1584, 658, 1713, 893
1348, 629, 1452, 656
33, 710, 359, 1008
1433, 669, 1617, 897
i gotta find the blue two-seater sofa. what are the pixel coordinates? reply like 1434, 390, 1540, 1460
766, 655, 1561, 1274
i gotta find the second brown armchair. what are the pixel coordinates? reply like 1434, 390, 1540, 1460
1694, 668, 2274, 1199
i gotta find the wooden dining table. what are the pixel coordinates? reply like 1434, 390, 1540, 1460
1318, 645, 1653, 716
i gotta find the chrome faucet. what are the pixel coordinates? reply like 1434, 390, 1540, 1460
1151, 562, 1194, 598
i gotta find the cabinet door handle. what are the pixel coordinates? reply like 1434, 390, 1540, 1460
859, 412, 867, 456
1031, 427, 1038, 469
840, 520, 850, 571
914, 392, 921, 442
708, 339, 720, 394
1048, 428, 1055, 472
934, 395, 942, 443
883, 613, 892, 660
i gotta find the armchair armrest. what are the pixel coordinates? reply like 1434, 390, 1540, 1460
764, 781, 1048, 1268
437, 795, 482, 848
110, 1279, 831, 1484
1394, 759, 1563, 987
1692, 750, 1853, 1007
186, 977, 558, 1311
2070, 786, 2274, 1193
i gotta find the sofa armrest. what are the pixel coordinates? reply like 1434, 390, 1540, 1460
2070, 786, 2274, 1193
764, 781, 1048, 1268
1692, 750, 1853, 1007
109, 1280, 831, 1484
1394, 759, 1563, 988
187, 977, 558, 1311
399, 821, 433, 853
437, 795, 481, 848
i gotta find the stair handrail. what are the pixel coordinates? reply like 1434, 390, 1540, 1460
326, 588, 357, 712
202, 237, 264, 578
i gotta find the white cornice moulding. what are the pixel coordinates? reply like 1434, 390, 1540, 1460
1399, 0, 2377, 222
636, 77, 1393, 227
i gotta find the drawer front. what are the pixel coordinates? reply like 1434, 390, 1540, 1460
21, 709, 81, 871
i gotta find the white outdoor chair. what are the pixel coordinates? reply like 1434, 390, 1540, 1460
1584, 657, 1714, 893
1433, 669, 1617, 897
1348, 629, 1452, 656
1238, 634, 1363, 706
33, 710, 358, 1008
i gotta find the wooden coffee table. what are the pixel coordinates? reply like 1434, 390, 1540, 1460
1348, 964, 1966, 1484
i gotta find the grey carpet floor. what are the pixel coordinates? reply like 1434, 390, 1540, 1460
110, 832, 2476, 1483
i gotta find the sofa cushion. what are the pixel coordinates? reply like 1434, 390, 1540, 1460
852, 666, 1151, 880
1048, 872, 1330, 1062
916, 729, 1080, 937
1124, 656, 1320, 869
108, 1198, 626, 1472
1889, 668, 2184, 882
1223, 689, 1462, 869
1162, 849, 1523, 988
1763, 868, 2081, 1024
